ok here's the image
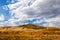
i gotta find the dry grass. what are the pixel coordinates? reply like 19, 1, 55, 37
0, 24, 60, 40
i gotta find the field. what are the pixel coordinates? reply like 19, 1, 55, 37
0, 24, 60, 40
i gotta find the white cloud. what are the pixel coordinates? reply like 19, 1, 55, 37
45, 16, 60, 27
6, 0, 60, 27
0, 14, 5, 21
8, 0, 44, 21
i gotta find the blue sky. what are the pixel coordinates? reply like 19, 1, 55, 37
0, 0, 17, 21
0, 0, 9, 21
0, 0, 60, 27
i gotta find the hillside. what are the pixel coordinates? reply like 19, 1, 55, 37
0, 24, 60, 40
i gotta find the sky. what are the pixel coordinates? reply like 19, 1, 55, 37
0, 0, 60, 27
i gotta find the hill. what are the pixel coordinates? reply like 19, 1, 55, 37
0, 24, 60, 40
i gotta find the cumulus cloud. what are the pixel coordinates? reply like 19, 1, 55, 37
3, 0, 59, 27
45, 16, 60, 27
0, 14, 5, 21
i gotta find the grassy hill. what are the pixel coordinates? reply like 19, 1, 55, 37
0, 24, 60, 40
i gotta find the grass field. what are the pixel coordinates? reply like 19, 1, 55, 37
0, 24, 60, 40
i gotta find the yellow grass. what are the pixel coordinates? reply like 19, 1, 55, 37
0, 24, 60, 40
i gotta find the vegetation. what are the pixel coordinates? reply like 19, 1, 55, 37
0, 24, 60, 40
